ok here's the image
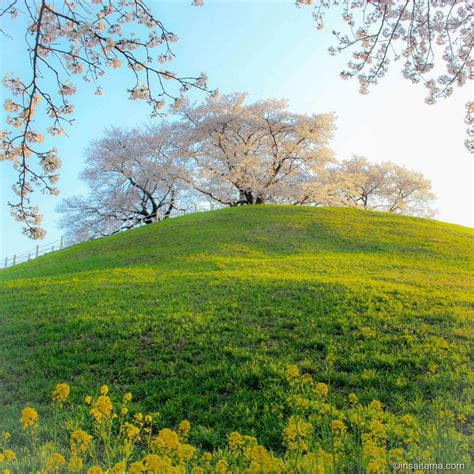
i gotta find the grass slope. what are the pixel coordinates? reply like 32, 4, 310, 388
1, 206, 473, 449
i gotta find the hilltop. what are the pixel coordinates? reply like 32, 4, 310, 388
1, 206, 472, 448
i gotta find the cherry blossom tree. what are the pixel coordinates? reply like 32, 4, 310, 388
294, 156, 436, 217
177, 92, 336, 206
57, 114, 435, 242
57, 126, 189, 241
382, 162, 436, 216
297, 0, 473, 152
0, 0, 208, 239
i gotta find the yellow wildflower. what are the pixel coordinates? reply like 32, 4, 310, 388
134, 412, 143, 423
90, 395, 113, 423
145, 415, 153, 424
121, 407, 128, 416
243, 435, 257, 444
314, 383, 329, 398
401, 415, 414, 426
157, 428, 180, 450
367, 456, 387, 474
70, 429, 92, 454
331, 420, 346, 432
177, 443, 196, 461
0, 454, 4, 464
128, 461, 145, 473
369, 400, 383, 412
293, 396, 310, 409
247, 444, 268, 462
348, 393, 358, 404
87, 467, 104, 474
123, 392, 132, 402
20, 407, 38, 430
286, 365, 300, 380
369, 419, 387, 439
52, 383, 70, 404
68, 456, 83, 473
84, 396, 92, 405
203, 452, 212, 462
228, 431, 244, 450
428, 363, 438, 373
192, 468, 205, 474
283, 416, 312, 451
389, 448, 404, 463
150, 436, 166, 451
300, 374, 314, 387
3, 451, 15, 463
100, 385, 109, 395
143, 454, 173, 471
215, 459, 229, 473
178, 419, 191, 438
46, 452, 66, 471
362, 434, 387, 459
2, 432, 11, 443
122, 422, 140, 440
43, 442, 55, 451
142, 454, 160, 471
111, 462, 126, 473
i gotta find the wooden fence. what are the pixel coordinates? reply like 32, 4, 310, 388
2, 203, 216, 270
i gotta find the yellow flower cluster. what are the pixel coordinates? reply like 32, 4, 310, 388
90, 395, 113, 423
68, 456, 83, 473
228, 431, 244, 451
299, 450, 333, 474
314, 383, 329, 398
244, 442, 285, 473
286, 365, 300, 380
46, 452, 66, 472
152, 428, 181, 451
2, 370, 471, 473
283, 416, 313, 452
348, 393, 358, 404
0, 447, 16, 467
70, 429, 93, 455
122, 422, 140, 440
52, 383, 70, 405
20, 407, 38, 430
178, 419, 191, 440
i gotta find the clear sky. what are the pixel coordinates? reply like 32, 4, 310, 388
1, 0, 472, 260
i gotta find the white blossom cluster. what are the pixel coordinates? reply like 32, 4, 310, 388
297, 0, 473, 150
57, 124, 192, 241
465, 101, 474, 153
0, 0, 208, 238
296, 156, 436, 217
58, 93, 436, 240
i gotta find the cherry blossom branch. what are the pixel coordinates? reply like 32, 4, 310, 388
1, 0, 210, 238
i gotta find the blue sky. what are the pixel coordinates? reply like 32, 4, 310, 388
1, 1, 472, 260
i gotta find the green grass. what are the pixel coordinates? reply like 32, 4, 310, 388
1, 205, 473, 450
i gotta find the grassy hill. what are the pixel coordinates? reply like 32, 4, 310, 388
1, 205, 473, 451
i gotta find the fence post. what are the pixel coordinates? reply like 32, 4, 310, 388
4, 257, 7, 268
36, 244, 39, 258
194, 203, 198, 213
60, 236, 64, 249
13, 255, 16, 266
51, 245, 55, 252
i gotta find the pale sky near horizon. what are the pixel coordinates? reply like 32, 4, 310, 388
1, 1, 472, 260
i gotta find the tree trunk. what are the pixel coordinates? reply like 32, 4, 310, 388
163, 189, 176, 219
